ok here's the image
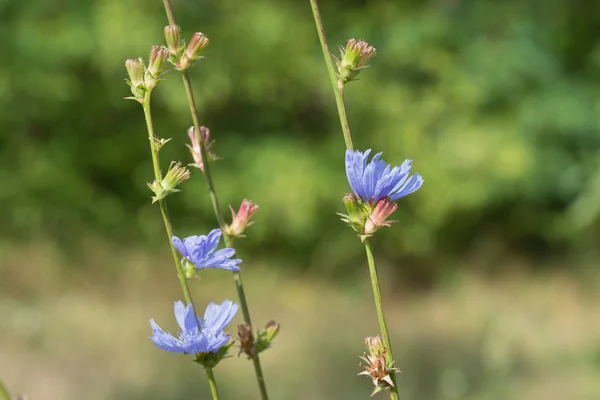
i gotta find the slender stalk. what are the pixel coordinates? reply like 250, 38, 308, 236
142, 93, 195, 310
0, 379, 10, 400
364, 239, 399, 399
205, 368, 220, 400
161, 2, 270, 399
309, 0, 354, 150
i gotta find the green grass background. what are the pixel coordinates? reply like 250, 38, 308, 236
1, 0, 600, 398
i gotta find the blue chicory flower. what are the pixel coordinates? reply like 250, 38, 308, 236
150, 300, 239, 354
172, 229, 241, 271
345, 149, 423, 203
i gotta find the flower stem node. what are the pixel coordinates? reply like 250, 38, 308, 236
125, 58, 146, 102
224, 199, 259, 238
145, 45, 169, 90
335, 39, 377, 86
358, 335, 400, 397
147, 161, 190, 203
149, 136, 172, 152
179, 32, 209, 70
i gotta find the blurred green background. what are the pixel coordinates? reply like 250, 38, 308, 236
1, 0, 600, 399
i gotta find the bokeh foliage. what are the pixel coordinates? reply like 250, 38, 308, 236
2, 0, 600, 277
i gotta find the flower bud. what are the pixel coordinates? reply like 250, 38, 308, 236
253, 320, 281, 356
262, 320, 280, 343
186, 126, 215, 171
145, 46, 169, 90
224, 199, 259, 238
339, 193, 367, 233
148, 161, 190, 203
364, 197, 397, 235
179, 32, 209, 70
183, 258, 197, 279
125, 58, 146, 100
164, 25, 182, 56
337, 39, 376, 85
358, 335, 399, 396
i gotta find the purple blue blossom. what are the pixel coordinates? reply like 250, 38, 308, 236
345, 149, 423, 203
150, 300, 239, 354
172, 229, 241, 271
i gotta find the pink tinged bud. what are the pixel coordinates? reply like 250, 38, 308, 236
337, 38, 377, 85
186, 126, 214, 171
225, 199, 259, 238
125, 58, 146, 100
125, 58, 144, 86
180, 32, 209, 70
363, 198, 397, 235
145, 46, 169, 89
186, 126, 204, 169
164, 25, 182, 56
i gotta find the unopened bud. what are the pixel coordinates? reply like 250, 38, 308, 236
145, 46, 169, 89
254, 320, 281, 355
183, 258, 196, 279
125, 58, 146, 100
179, 32, 209, 70
263, 320, 280, 342
339, 193, 366, 233
164, 25, 182, 56
224, 199, 259, 238
364, 197, 397, 235
337, 39, 376, 86
186, 126, 215, 170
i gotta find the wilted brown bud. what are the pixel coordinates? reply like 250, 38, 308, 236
238, 323, 256, 358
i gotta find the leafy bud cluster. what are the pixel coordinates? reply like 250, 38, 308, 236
164, 25, 209, 70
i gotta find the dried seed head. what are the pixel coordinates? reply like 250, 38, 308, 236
358, 336, 400, 396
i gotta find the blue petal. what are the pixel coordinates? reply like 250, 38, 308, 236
205, 229, 222, 253
150, 319, 182, 353
204, 331, 231, 353
390, 173, 424, 201
346, 149, 369, 199
173, 301, 187, 330
171, 236, 188, 258
203, 300, 239, 333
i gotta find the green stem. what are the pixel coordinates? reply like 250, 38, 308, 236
142, 93, 195, 310
0, 379, 10, 400
161, 2, 270, 399
364, 239, 399, 400
309, 0, 354, 150
205, 368, 220, 400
